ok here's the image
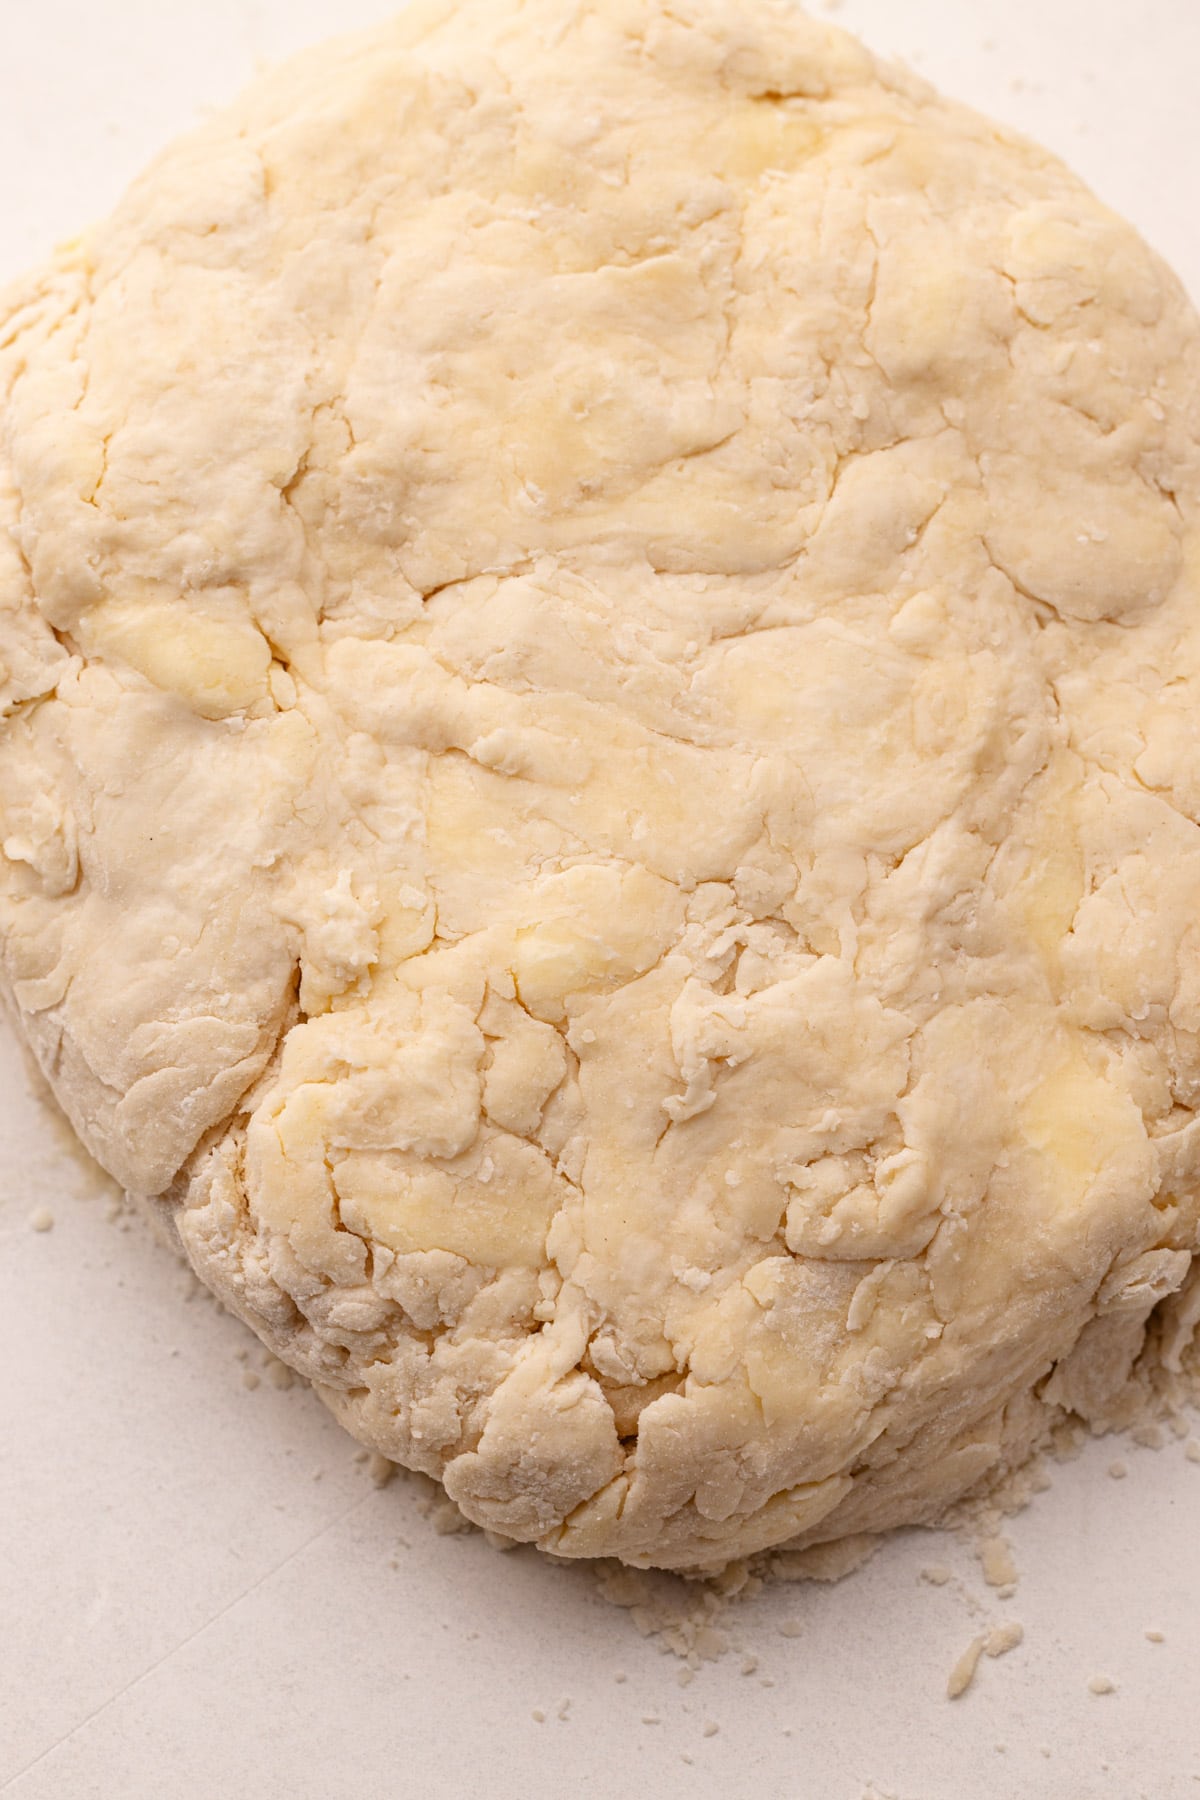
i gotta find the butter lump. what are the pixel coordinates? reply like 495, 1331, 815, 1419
2, 0, 1200, 1571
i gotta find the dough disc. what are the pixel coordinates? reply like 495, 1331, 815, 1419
3, 0, 1200, 1570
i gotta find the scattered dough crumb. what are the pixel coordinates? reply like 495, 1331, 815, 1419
703, 1722, 720, 1738
947, 1635, 987, 1700
1088, 1675, 1117, 1696
921, 1565, 953, 1587
532, 1709, 546, 1724
1108, 1461, 1129, 1480
985, 1622, 1024, 1659
28, 1208, 54, 1233
1131, 1424, 1165, 1450
265, 1357, 294, 1391
241, 1369, 260, 1391
1184, 1442, 1200, 1465
777, 1618, 803, 1638
979, 1537, 1018, 1589
1145, 1629, 1165, 1644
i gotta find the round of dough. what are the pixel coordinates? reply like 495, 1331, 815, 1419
3, 0, 1200, 1572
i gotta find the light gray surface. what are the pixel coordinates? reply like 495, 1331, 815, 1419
2, 4, 1200, 1797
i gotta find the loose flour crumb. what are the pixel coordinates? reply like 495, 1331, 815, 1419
1088, 1675, 1117, 1696
28, 1207, 54, 1232
947, 1635, 987, 1699
985, 1622, 1024, 1659
979, 1537, 1018, 1588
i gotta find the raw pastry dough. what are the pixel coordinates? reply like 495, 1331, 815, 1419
3, 0, 1200, 1571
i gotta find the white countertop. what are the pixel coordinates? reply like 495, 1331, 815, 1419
3, 4, 1200, 1797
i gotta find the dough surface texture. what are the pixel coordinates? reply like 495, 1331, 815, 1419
4, 0, 1200, 1571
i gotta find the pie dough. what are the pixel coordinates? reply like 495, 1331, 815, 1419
3, 0, 1200, 1571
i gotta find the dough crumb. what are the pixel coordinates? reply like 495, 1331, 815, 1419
947, 1635, 987, 1700
531, 1709, 546, 1724
777, 1618, 803, 1638
979, 1537, 1018, 1588
557, 1698, 572, 1721
1184, 1441, 1200, 1465
1088, 1675, 1117, 1696
241, 1369, 260, 1391
921, 1565, 953, 1587
1145, 1629, 1165, 1644
28, 1207, 54, 1233
265, 1357, 294, 1391
1107, 1460, 1129, 1480
702, 1722, 720, 1738
1131, 1424, 1165, 1451
985, 1622, 1024, 1659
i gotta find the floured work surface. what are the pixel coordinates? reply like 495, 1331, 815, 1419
3, 0, 1200, 1578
